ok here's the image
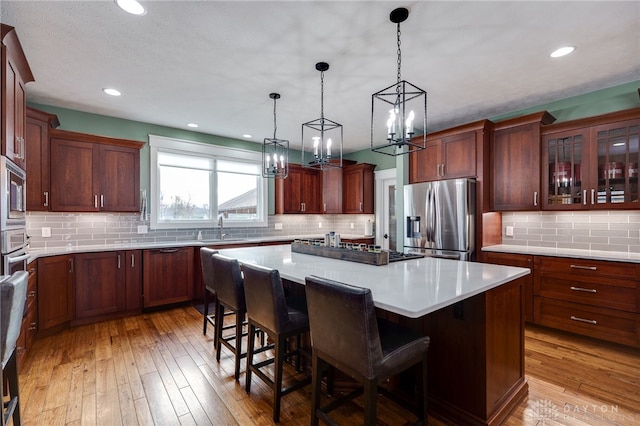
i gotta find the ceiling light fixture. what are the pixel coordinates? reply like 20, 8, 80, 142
243, 134, 253, 139
102, 88, 121, 96
302, 62, 343, 169
115, 0, 146, 16
187, 123, 198, 128
550, 46, 575, 58
371, 7, 426, 156
262, 93, 289, 179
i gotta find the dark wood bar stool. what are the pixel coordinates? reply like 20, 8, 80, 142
242, 263, 311, 423
209, 253, 251, 381
305, 275, 430, 426
1, 271, 29, 426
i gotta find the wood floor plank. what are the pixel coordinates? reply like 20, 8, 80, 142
43, 361, 73, 411
117, 382, 139, 426
81, 391, 97, 426
95, 358, 123, 426
133, 396, 155, 426
148, 342, 190, 417
65, 358, 86, 423
140, 371, 180, 425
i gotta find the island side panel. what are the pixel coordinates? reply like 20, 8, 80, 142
412, 276, 526, 426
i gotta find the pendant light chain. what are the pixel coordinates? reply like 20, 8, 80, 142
320, 69, 325, 122
396, 21, 402, 86
272, 95, 278, 140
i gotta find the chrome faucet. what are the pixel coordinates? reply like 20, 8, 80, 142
218, 214, 226, 240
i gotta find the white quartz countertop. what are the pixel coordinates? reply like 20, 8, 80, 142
217, 245, 530, 319
482, 244, 640, 263
24, 234, 372, 263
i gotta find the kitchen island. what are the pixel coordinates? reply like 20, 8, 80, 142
217, 245, 531, 426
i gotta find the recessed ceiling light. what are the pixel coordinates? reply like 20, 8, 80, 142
550, 46, 575, 58
243, 134, 253, 139
102, 88, 122, 96
187, 123, 199, 128
115, 0, 146, 15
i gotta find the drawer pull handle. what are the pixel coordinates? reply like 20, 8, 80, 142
570, 286, 597, 293
570, 315, 597, 325
570, 264, 597, 271
159, 248, 179, 253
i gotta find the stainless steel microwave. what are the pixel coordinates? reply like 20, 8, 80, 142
0, 156, 27, 230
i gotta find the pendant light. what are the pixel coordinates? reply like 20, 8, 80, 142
301, 62, 343, 169
371, 7, 426, 156
262, 93, 289, 178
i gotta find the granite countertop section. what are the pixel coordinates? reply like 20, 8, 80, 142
217, 245, 529, 318
482, 244, 640, 264
25, 234, 372, 263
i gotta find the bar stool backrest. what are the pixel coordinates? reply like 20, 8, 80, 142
305, 275, 383, 380
241, 262, 291, 333
211, 254, 245, 311
1, 271, 28, 368
200, 247, 218, 293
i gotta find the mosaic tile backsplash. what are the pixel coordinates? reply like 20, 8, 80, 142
501, 211, 640, 253
26, 212, 376, 249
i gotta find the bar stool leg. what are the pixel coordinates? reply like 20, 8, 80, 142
233, 311, 244, 381
245, 322, 256, 393
203, 289, 209, 335
215, 303, 224, 362
273, 335, 286, 423
5, 350, 21, 426
310, 352, 323, 426
363, 379, 377, 426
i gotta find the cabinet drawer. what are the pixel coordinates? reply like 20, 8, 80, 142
534, 297, 639, 347
537, 272, 638, 312
535, 256, 640, 279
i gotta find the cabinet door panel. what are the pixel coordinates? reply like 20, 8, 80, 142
322, 167, 343, 213
50, 138, 99, 211
2, 53, 17, 162
38, 255, 74, 330
125, 250, 142, 311
143, 248, 194, 308
99, 144, 140, 212
440, 132, 476, 179
25, 113, 50, 210
75, 252, 125, 319
409, 140, 439, 183
492, 124, 540, 210
302, 168, 322, 213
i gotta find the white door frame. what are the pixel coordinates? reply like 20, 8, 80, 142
374, 168, 397, 250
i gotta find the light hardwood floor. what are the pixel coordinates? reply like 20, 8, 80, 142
16, 306, 640, 425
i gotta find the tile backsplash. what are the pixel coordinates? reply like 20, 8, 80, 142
501, 210, 640, 253
26, 212, 375, 249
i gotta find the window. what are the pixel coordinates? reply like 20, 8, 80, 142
149, 135, 267, 229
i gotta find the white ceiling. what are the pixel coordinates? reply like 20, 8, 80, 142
2, 1, 639, 153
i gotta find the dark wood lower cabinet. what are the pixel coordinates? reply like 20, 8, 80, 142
38, 255, 74, 331
483, 251, 534, 323
75, 251, 125, 321
143, 247, 194, 308
16, 260, 38, 368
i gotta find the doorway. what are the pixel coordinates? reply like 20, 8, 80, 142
374, 169, 397, 251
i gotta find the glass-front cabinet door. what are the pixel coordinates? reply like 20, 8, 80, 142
591, 119, 639, 209
542, 129, 588, 210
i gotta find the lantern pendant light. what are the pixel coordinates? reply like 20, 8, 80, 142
371, 7, 427, 156
301, 62, 343, 169
262, 93, 289, 178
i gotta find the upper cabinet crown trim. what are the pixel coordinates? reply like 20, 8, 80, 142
49, 128, 145, 149
427, 119, 493, 140
1, 23, 34, 83
493, 111, 556, 131
542, 107, 640, 134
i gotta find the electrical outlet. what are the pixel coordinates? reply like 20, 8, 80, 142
505, 226, 514, 237
137, 225, 148, 234
274, 223, 283, 230
41, 227, 51, 238
318, 222, 322, 228
350, 222, 354, 229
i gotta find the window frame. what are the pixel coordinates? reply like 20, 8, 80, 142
149, 134, 268, 229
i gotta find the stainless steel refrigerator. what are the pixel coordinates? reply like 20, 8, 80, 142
403, 178, 476, 260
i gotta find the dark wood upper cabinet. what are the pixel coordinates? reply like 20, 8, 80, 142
1, 24, 34, 170
275, 163, 322, 214
541, 108, 640, 210
343, 163, 375, 214
409, 120, 490, 184
25, 107, 59, 211
491, 112, 556, 211
49, 129, 144, 212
